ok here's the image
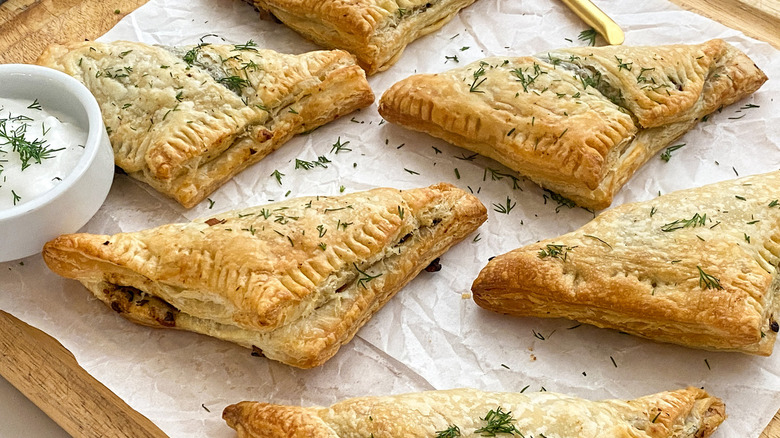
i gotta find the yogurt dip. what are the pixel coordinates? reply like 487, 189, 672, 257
0, 97, 87, 210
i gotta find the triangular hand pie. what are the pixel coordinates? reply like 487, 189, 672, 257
378, 39, 767, 209
37, 40, 374, 207
43, 183, 486, 368
222, 387, 725, 437
472, 171, 780, 355
249, 0, 480, 74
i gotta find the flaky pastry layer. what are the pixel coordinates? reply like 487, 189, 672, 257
250, 0, 479, 74
378, 39, 767, 209
223, 387, 725, 437
472, 171, 780, 355
43, 183, 486, 368
37, 40, 374, 207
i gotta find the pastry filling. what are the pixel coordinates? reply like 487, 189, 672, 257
387, 1, 437, 29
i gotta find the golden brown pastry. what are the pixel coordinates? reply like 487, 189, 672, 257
43, 183, 486, 368
472, 171, 780, 355
378, 39, 767, 209
248, 0, 480, 75
222, 387, 725, 437
37, 40, 374, 208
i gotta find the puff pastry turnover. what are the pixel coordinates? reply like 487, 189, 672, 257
223, 387, 725, 437
37, 40, 374, 207
43, 183, 486, 368
378, 39, 767, 209
472, 171, 780, 355
248, 0, 479, 75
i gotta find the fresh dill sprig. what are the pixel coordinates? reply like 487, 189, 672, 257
474, 407, 519, 436
697, 266, 723, 290
615, 56, 633, 72
218, 75, 250, 94
270, 169, 284, 185
469, 62, 488, 93
543, 189, 576, 212
492, 197, 516, 214
182, 43, 210, 66
233, 40, 258, 52
330, 137, 352, 154
354, 263, 381, 289
455, 152, 479, 161
583, 234, 612, 249
660, 144, 685, 162
661, 212, 706, 232
0, 117, 64, 170
636, 67, 656, 84
27, 99, 42, 110
538, 243, 576, 261
295, 156, 330, 170
435, 425, 461, 438
511, 63, 544, 93
578, 28, 597, 46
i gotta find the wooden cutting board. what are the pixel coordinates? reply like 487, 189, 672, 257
0, 0, 778, 436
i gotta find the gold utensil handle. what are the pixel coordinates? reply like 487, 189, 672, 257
561, 0, 625, 45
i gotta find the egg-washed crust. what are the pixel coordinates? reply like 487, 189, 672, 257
42, 183, 486, 368
222, 387, 725, 438
249, 0, 479, 75
378, 39, 767, 209
36, 40, 375, 208
472, 171, 780, 355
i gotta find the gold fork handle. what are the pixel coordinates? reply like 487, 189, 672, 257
560, 0, 625, 45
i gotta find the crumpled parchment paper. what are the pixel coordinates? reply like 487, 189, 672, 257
1, 0, 779, 436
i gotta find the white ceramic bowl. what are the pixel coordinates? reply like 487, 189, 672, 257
0, 64, 114, 262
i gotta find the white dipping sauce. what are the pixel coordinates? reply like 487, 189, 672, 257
0, 98, 87, 210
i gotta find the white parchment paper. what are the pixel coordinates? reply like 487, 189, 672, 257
2, 0, 779, 436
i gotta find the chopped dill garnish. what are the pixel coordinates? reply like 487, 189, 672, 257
660, 144, 685, 162
434, 425, 461, 438
584, 234, 612, 249
0, 116, 64, 170
270, 169, 284, 185
661, 213, 706, 232
615, 56, 632, 71
492, 196, 516, 214
543, 189, 576, 212
697, 266, 723, 290
218, 75, 250, 94
474, 407, 519, 436
455, 152, 479, 161
538, 243, 576, 261
469, 61, 489, 93
295, 156, 330, 170
578, 28, 597, 46
233, 40, 258, 52
183, 43, 210, 66
27, 99, 42, 110
354, 263, 381, 289
330, 137, 352, 154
